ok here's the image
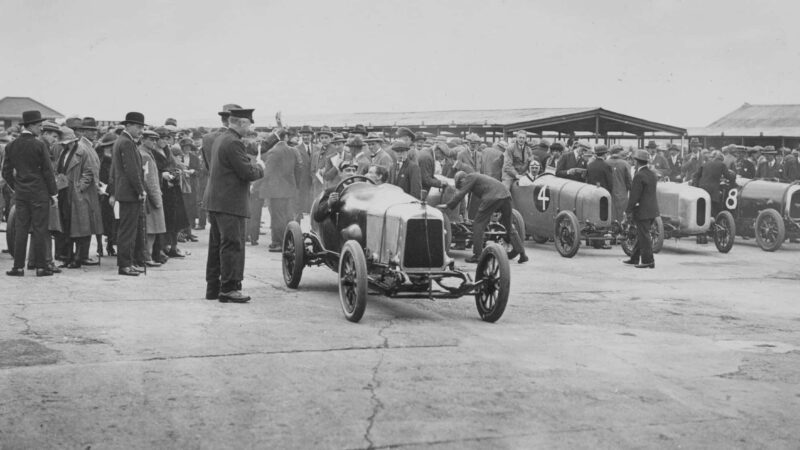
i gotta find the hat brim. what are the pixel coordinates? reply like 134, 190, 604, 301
317, 132, 334, 137
20, 118, 46, 126
217, 111, 231, 117
120, 120, 147, 126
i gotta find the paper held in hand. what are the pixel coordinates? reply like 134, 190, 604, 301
434, 174, 455, 187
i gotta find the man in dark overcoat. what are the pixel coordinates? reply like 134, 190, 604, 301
109, 112, 147, 276
623, 150, 659, 269
693, 150, 736, 216
585, 144, 613, 193
204, 108, 280, 303
293, 125, 316, 220
199, 104, 241, 229
2, 110, 58, 276
390, 142, 422, 199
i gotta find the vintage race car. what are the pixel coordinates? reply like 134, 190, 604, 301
282, 176, 511, 323
723, 178, 800, 251
510, 173, 614, 257
620, 182, 736, 255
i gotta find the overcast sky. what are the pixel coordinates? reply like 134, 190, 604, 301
2, 0, 798, 128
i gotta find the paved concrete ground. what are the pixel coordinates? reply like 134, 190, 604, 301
1, 218, 799, 449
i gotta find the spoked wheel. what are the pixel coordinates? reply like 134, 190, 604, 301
620, 220, 636, 257
650, 216, 664, 254
282, 221, 305, 288
338, 240, 368, 322
474, 243, 510, 323
511, 209, 525, 242
554, 210, 581, 258
713, 211, 735, 253
755, 208, 785, 252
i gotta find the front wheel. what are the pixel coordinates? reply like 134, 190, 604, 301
474, 243, 510, 323
338, 240, 368, 322
651, 216, 664, 254
713, 211, 735, 253
554, 210, 581, 258
282, 221, 305, 288
754, 208, 785, 252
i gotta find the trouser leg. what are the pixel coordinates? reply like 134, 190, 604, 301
74, 236, 91, 262
269, 198, 293, 247
206, 212, 221, 287
215, 212, 246, 292
497, 198, 525, 257
145, 234, 156, 261
248, 197, 264, 242
117, 202, 140, 268
13, 199, 32, 269
470, 201, 494, 257
636, 218, 654, 264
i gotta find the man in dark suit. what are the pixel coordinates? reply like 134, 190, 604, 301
437, 171, 527, 264
693, 150, 736, 217
756, 147, 782, 179
293, 125, 315, 220
735, 147, 756, 179
556, 142, 587, 181
2, 111, 58, 276
204, 108, 281, 303
390, 141, 422, 199
110, 112, 147, 276
585, 144, 613, 192
665, 145, 683, 181
263, 136, 302, 252
623, 150, 659, 269
198, 104, 240, 229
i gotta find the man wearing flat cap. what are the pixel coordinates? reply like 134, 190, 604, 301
623, 149, 659, 269
606, 144, 632, 223
390, 141, 422, 199
261, 131, 302, 253
665, 144, 683, 181
502, 131, 534, 188
356, 132, 394, 178
3, 111, 59, 276
204, 108, 281, 303
585, 144, 613, 193
311, 126, 334, 199
293, 125, 316, 220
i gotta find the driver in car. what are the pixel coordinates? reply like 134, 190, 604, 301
437, 171, 528, 264
312, 160, 359, 223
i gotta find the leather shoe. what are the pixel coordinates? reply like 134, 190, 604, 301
219, 291, 251, 303
106, 245, 116, 256
206, 283, 220, 300
6, 268, 24, 277
36, 268, 54, 277
67, 261, 82, 269
47, 263, 62, 274
518, 254, 529, 264
464, 255, 480, 264
118, 266, 140, 276
268, 245, 281, 253
622, 259, 638, 265
635, 262, 655, 269
167, 249, 185, 258
144, 260, 162, 268
27, 263, 35, 270
81, 258, 100, 266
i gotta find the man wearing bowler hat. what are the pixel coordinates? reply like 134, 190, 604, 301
204, 108, 281, 303
2, 110, 58, 276
110, 112, 147, 276
623, 149, 659, 269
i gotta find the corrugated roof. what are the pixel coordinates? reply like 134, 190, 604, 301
290, 107, 598, 128
0, 97, 64, 119
693, 103, 800, 137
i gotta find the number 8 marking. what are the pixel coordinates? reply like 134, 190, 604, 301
725, 188, 738, 210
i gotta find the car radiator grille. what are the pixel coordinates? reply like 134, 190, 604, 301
790, 191, 800, 219
404, 219, 444, 268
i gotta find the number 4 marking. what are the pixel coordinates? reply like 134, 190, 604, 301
537, 186, 550, 210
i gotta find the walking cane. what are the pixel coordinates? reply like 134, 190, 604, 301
140, 195, 147, 276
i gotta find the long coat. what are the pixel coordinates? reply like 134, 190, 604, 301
392, 159, 422, 199
110, 131, 144, 202
585, 158, 613, 193
1, 133, 57, 202
627, 166, 659, 220
693, 160, 735, 204
606, 156, 632, 222
294, 142, 314, 212
260, 141, 301, 199
64, 138, 104, 237
139, 146, 166, 234
152, 146, 190, 232
481, 146, 505, 181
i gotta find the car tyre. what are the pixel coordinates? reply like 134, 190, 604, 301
651, 216, 664, 254
475, 242, 510, 323
754, 208, 785, 252
554, 210, 581, 258
713, 210, 735, 253
282, 221, 305, 288
511, 209, 525, 242
339, 240, 368, 323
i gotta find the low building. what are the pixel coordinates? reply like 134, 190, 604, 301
689, 103, 800, 149
0, 97, 64, 128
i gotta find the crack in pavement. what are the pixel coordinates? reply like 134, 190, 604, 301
0, 343, 459, 372
10, 303, 45, 340
363, 352, 385, 449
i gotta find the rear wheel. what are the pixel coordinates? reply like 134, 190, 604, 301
511, 209, 525, 241
474, 243, 510, 323
620, 220, 636, 257
713, 211, 735, 253
554, 210, 581, 258
754, 208, 785, 252
338, 240, 368, 322
282, 221, 305, 288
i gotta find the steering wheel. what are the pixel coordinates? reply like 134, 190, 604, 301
335, 175, 374, 195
